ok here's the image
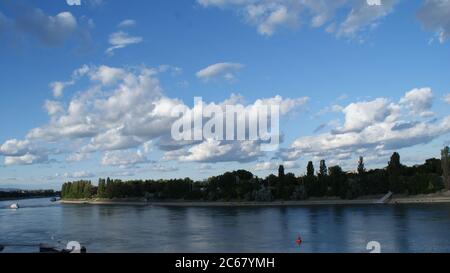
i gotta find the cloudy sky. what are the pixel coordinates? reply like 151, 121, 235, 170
1, 0, 450, 189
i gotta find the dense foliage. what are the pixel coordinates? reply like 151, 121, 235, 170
61, 149, 450, 201
0, 189, 56, 200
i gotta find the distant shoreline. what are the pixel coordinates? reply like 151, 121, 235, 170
60, 194, 450, 207
0, 196, 55, 202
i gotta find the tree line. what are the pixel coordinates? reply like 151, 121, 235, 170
0, 189, 56, 200
61, 147, 450, 201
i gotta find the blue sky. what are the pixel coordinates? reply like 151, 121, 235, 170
1, 0, 450, 189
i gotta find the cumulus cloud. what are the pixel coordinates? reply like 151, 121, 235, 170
160, 94, 307, 163
89, 65, 126, 85
4, 153, 49, 166
334, 98, 398, 134
417, 0, 450, 43
196, 62, 243, 82
280, 88, 450, 167
0, 139, 31, 156
164, 139, 265, 163
400, 87, 434, 117
0, 139, 52, 166
25, 66, 169, 147
106, 31, 143, 55
0, 64, 319, 167
197, 0, 398, 38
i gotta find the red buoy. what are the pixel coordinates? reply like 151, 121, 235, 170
296, 234, 302, 246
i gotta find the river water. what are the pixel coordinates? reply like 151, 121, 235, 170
1, 198, 450, 253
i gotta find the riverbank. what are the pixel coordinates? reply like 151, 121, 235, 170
61, 198, 377, 207
389, 191, 450, 204
60, 192, 450, 207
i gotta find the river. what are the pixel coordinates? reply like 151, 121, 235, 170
1, 198, 450, 253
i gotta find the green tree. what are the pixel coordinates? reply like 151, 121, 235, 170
442, 146, 450, 190
306, 161, 314, 177
319, 160, 327, 177
358, 156, 365, 175
387, 152, 404, 193
97, 179, 106, 198
278, 165, 285, 178
387, 152, 402, 176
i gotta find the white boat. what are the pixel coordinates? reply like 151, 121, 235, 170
9, 203, 19, 209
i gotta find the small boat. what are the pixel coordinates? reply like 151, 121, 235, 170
50, 197, 57, 202
9, 203, 19, 209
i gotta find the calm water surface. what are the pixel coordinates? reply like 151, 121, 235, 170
1, 198, 450, 253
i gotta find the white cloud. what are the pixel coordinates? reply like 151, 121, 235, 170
166, 139, 265, 163
255, 160, 300, 171
198, 0, 398, 38
44, 100, 64, 116
66, 153, 89, 162
49, 65, 90, 98
253, 95, 309, 115
83, 128, 145, 152
161, 93, 308, 163
106, 31, 143, 55
400, 87, 434, 116
62, 171, 95, 179
281, 88, 450, 167
4, 153, 48, 166
50, 81, 70, 98
26, 66, 170, 146
89, 65, 126, 85
336, 0, 397, 38
66, 0, 82, 6
255, 161, 278, 171
196, 62, 243, 82
0, 64, 305, 167
0, 139, 31, 156
118, 19, 136, 28
335, 98, 397, 133
417, 0, 450, 43
0, 139, 52, 166
101, 150, 149, 167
